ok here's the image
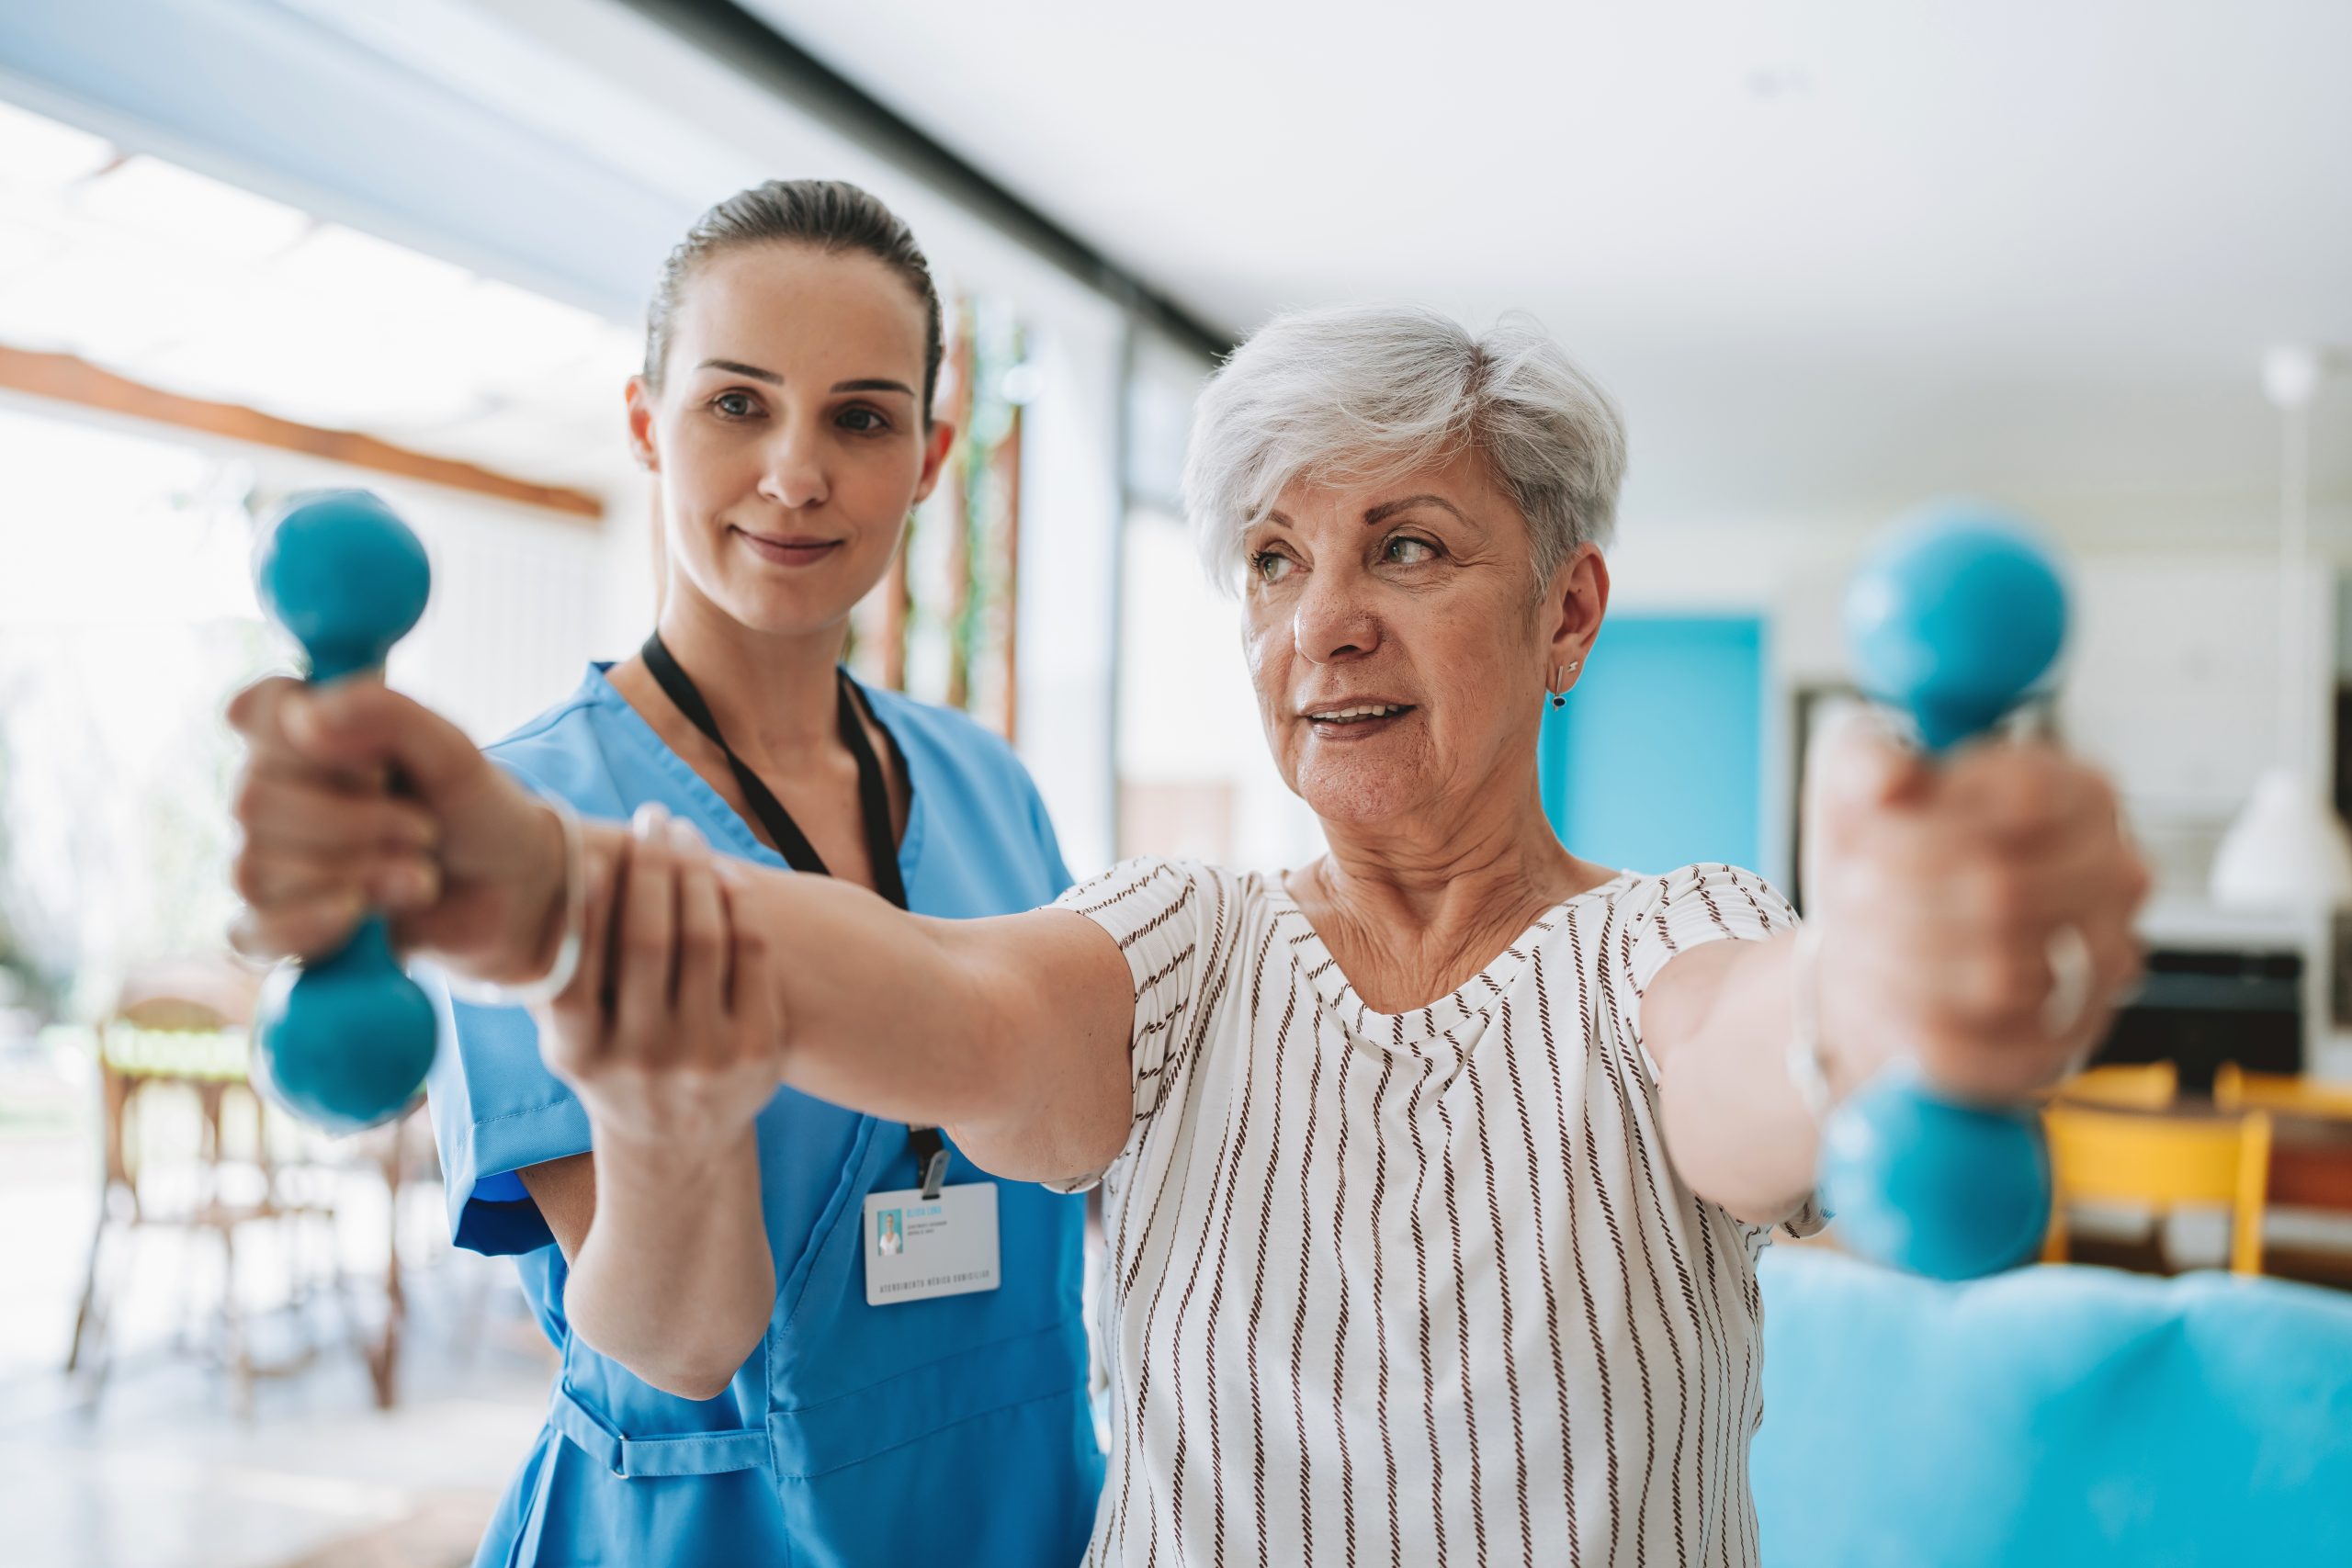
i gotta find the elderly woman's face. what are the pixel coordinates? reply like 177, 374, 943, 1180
1239, 446, 1602, 830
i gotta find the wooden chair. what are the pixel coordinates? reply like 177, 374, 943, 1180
2041, 1103, 2272, 1276
66, 955, 353, 1413
2214, 1063, 2352, 1121
2213, 1063, 2352, 1289
2050, 1060, 2177, 1111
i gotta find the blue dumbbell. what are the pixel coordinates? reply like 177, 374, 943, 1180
1815, 502, 2069, 1280
248, 491, 439, 1134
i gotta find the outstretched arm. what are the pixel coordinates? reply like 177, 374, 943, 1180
226, 674, 1136, 1181
228, 675, 1134, 1179
1641, 719, 2148, 1227
707, 850, 1134, 1179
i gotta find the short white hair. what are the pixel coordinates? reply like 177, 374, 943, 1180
1182, 304, 1627, 592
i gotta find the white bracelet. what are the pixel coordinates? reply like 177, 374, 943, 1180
2041, 922, 2094, 1039
442, 787, 587, 1010
1785, 923, 1836, 1122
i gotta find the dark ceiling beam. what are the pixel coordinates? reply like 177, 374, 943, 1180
619, 0, 1235, 363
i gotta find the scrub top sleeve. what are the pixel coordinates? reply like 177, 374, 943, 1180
1021, 769, 1076, 897
420, 750, 598, 1258
424, 976, 592, 1255
1043, 857, 1218, 1191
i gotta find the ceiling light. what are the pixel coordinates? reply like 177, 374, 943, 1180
441, 278, 608, 379
0, 214, 66, 289
2211, 344, 2352, 911
266, 223, 474, 310
72, 155, 313, 263
0, 241, 234, 362
0, 99, 114, 189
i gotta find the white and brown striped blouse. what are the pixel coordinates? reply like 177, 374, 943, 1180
1052, 858, 1820, 1568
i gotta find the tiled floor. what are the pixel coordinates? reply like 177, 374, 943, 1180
0, 1346, 549, 1568
1, 1046, 557, 1568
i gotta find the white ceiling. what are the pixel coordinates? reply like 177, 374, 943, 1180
741, 0, 2352, 525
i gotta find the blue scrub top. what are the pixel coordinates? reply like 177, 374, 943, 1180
426, 664, 1102, 1568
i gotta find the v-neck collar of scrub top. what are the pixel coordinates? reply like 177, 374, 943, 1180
582, 660, 931, 892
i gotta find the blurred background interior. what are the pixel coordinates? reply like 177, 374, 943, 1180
0, 3, 2348, 1565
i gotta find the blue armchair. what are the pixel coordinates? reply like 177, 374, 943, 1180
1753, 1249, 2352, 1566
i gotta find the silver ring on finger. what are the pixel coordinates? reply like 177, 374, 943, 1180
223, 907, 292, 968
2042, 922, 2094, 1039
225, 907, 281, 969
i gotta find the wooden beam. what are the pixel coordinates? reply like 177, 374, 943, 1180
0, 343, 604, 522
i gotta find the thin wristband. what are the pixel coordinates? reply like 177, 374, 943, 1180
1785, 923, 1836, 1122
443, 788, 586, 1009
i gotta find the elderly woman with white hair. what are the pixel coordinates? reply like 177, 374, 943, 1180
226, 304, 2147, 1565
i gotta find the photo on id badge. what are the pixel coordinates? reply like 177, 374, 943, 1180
862, 1182, 1001, 1306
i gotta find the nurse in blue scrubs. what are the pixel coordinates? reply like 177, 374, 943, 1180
422, 179, 1101, 1565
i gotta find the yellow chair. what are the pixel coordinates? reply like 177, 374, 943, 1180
2213, 1063, 2352, 1120
2049, 1060, 2177, 1111
2041, 1103, 2272, 1276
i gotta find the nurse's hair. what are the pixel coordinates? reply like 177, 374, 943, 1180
1182, 303, 1626, 593
642, 179, 944, 421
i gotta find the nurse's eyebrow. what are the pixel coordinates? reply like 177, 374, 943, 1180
831, 378, 916, 398
697, 358, 781, 384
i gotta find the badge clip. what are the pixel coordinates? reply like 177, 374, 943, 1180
910, 1125, 950, 1201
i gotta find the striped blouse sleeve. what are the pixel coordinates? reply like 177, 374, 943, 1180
1623, 863, 1826, 1239
1624, 862, 1796, 1001
1047, 857, 1216, 1181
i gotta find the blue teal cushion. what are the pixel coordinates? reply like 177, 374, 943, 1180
1755, 1249, 2352, 1567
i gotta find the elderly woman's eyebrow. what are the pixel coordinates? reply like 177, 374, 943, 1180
1363, 494, 1468, 525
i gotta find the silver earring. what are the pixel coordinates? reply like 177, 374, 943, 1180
1549, 659, 1583, 710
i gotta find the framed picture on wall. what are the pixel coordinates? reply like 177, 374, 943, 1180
1786, 682, 1863, 917
1785, 682, 2063, 915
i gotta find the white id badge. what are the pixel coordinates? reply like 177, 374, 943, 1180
862, 1182, 1001, 1306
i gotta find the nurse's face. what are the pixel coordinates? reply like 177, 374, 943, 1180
627, 243, 952, 638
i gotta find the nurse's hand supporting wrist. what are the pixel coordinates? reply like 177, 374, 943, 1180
528, 804, 783, 1401
534, 803, 786, 1150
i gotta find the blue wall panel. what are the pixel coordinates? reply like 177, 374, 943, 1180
1539, 614, 1765, 875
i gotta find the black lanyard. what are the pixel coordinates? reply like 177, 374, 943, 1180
639, 633, 948, 1194
641, 632, 907, 908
